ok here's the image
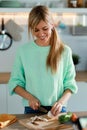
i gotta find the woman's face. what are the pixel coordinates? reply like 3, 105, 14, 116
33, 20, 53, 46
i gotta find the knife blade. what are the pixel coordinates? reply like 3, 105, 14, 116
38, 106, 48, 113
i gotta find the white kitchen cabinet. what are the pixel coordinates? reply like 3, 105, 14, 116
0, 84, 7, 113
0, 84, 24, 114
7, 86, 24, 114
0, 82, 87, 113
67, 82, 87, 112
7, 82, 87, 113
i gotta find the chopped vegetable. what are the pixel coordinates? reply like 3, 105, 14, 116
58, 112, 72, 123
71, 113, 78, 122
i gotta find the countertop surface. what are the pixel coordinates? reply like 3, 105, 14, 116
0, 71, 87, 84
1, 111, 87, 130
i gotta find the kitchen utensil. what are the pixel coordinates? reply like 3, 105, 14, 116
0, 0, 22, 8
0, 18, 13, 50
38, 106, 48, 113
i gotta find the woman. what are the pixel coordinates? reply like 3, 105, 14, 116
8, 5, 78, 116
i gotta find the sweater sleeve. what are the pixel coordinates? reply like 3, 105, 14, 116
8, 49, 25, 95
63, 47, 78, 94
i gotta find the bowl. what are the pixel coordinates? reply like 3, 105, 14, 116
0, 0, 22, 8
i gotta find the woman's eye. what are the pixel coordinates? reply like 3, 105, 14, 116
34, 29, 39, 32
43, 28, 48, 31
34, 28, 48, 32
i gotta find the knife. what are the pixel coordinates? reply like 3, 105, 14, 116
38, 106, 48, 113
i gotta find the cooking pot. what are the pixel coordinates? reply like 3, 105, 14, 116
0, 18, 13, 50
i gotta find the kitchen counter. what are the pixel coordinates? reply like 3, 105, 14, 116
0, 71, 87, 84
1, 111, 87, 130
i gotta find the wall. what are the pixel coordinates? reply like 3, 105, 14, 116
0, 25, 87, 72
59, 26, 87, 71
0, 25, 29, 72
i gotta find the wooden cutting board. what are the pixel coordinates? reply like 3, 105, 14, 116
18, 114, 74, 130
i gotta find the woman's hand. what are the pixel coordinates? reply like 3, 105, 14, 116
28, 95, 40, 110
51, 89, 72, 116
51, 102, 62, 116
14, 86, 41, 110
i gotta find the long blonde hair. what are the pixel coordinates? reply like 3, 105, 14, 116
28, 5, 64, 73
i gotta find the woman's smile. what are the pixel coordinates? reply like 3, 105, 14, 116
33, 20, 53, 46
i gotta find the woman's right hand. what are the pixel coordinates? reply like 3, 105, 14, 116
14, 86, 40, 110
28, 95, 40, 110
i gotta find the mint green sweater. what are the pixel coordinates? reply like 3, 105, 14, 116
8, 41, 78, 107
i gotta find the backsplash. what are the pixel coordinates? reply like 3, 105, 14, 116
0, 12, 87, 72
0, 24, 87, 72
59, 26, 87, 71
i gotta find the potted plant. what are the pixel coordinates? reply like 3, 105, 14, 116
72, 54, 80, 66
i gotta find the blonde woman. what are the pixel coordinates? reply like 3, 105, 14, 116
8, 5, 78, 116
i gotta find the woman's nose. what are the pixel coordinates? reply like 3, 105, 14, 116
39, 30, 44, 36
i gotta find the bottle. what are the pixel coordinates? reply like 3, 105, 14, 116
84, 0, 87, 7
68, 0, 77, 7
68, 0, 83, 7
77, 0, 83, 7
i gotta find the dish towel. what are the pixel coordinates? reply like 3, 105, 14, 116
5, 19, 24, 41
0, 114, 17, 129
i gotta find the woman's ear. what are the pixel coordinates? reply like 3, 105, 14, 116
51, 26, 55, 31
50, 23, 54, 30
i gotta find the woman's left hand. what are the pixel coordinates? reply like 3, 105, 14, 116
51, 102, 62, 116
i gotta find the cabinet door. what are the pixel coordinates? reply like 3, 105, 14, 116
7, 85, 24, 114
0, 84, 7, 113
68, 82, 87, 111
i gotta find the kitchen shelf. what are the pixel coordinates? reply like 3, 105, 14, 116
0, 71, 87, 84
0, 8, 87, 14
